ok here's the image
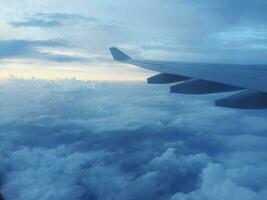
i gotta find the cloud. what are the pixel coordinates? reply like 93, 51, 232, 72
10, 12, 97, 28
0, 79, 267, 200
0, 39, 88, 62
171, 163, 267, 200
1, 1, 267, 199
10, 19, 62, 28
189, 0, 267, 26
1, 0, 267, 66
104, 0, 267, 63
0, 39, 66, 58
9, 12, 118, 32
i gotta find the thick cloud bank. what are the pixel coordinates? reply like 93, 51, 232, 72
0, 79, 267, 200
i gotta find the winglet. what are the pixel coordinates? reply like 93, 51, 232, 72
110, 47, 131, 61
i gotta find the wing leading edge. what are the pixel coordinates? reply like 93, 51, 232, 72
110, 47, 267, 109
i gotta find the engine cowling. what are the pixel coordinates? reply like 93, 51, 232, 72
215, 90, 267, 109
147, 73, 190, 84
170, 79, 242, 94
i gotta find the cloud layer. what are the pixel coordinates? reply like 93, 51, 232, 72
10, 12, 98, 28
0, 79, 267, 200
0, 39, 88, 62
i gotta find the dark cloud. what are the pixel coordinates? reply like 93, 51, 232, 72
10, 19, 62, 28
2, 1, 267, 64
36, 12, 97, 22
0, 39, 88, 62
10, 12, 106, 29
114, 0, 267, 64
189, 0, 267, 26
0, 79, 267, 200
0, 39, 66, 58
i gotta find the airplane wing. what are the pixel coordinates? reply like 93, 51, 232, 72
110, 47, 267, 109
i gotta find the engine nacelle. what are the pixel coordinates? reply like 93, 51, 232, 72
147, 73, 190, 84
170, 79, 242, 94
215, 90, 267, 109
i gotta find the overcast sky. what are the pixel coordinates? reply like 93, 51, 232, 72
0, 0, 267, 80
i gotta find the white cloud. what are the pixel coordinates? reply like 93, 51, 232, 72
0, 79, 267, 200
171, 163, 267, 200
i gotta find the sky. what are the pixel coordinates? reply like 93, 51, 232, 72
1, 1, 267, 200
0, 0, 267, 80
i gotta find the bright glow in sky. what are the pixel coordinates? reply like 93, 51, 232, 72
0, 0, 267, 80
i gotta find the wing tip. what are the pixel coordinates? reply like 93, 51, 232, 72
110, 47, 131, 61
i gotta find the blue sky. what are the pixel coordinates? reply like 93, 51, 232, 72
1, 0, 267, 80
